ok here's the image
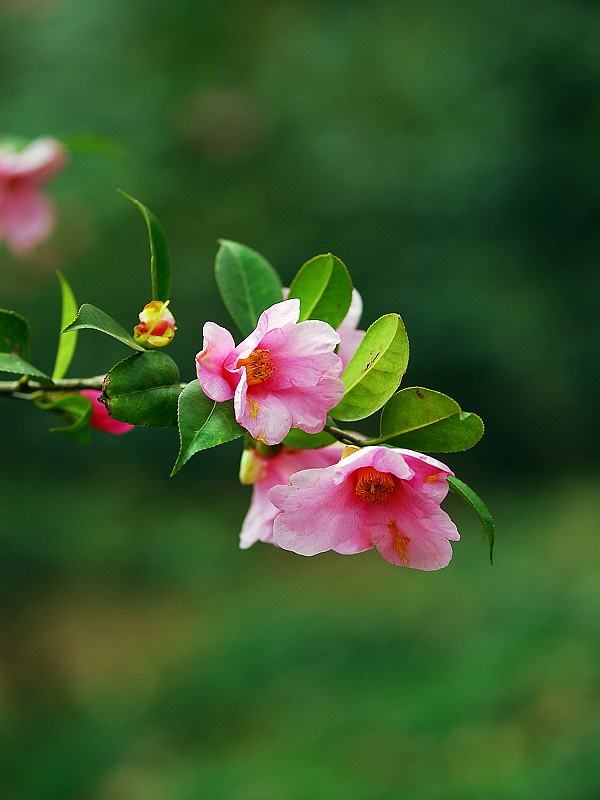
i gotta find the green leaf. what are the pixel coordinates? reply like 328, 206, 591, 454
52, 272, 79, 380
171, 381, 244, 475
215, 240, 283, 336
0, 352, 50, 380
373, 387, 485, 452
104, 351, 182, 427
448, 476, 495, 564
332, 313, 409, 422
283, 428, 336, 449
119, 190, 171, 301
64, 304, 144, 350
34, 393, 92, 444
288, 253, 352, 328
0, 308, 31, 359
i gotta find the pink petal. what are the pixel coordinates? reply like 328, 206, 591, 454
337, 325, 365, 368
260, 319, 342, 388
195, 322, 238, 402
397, 448, 454, 505
80, 390, 134, 435
341, 288, 363, 329
274, 377, 344, 434
235, 299, 300, 360
235, 376, 293, 444
0, 137, 66, 182
369, 503, 458, 571
271, 468, 357, 556
0, 183, 55, 255
240, 481, 277, 549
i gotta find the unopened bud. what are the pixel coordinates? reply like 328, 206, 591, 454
133, 300, 176, 348
239, 448, 268, 485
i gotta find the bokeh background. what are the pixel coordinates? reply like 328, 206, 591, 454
2, 1, 600, 798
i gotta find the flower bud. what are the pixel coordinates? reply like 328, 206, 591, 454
239, 448, 268, 485
133, 301, 175, 348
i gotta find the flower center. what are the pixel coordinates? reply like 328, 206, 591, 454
354, 466, 396, 504
237, 348, 275, 386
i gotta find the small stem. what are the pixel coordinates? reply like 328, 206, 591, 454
324, 425, 366, 447
0, 375, 106, 398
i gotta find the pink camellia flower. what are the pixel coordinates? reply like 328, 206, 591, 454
80, 389, 134, 436
337, 288, 366, 368
270, 445, 460, 570
196, 299, 344, 445
0, 137, 66, 256
239, 444, 343, 549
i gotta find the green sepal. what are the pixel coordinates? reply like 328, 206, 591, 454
171, 380, 244, 475
288, 253, 352, 328
447, 476, 495, 565
215, 240, 283, 336
332, 313, 409, 422
372, 387, 484, 452
64, 304, 144, 351
103, 351, 182, 427
118, 190, 171, 301
52, 272, 79, 380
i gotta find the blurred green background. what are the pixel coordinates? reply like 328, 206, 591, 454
1, 1, 599, 798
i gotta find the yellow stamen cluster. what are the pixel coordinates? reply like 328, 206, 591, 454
354, 466, 396, 504
237, 349, 275, 386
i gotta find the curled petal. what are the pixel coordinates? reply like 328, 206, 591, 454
0, 137, 66, 183
196, 322, 238, 402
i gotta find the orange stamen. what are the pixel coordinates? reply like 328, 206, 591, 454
354, 466, 396, 504
237, 348, 275, 386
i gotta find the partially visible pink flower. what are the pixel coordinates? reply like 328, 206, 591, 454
80, 389, 134, 436
239, 444, 343, 549
270, 445, 459, 570
0, 137, 66, 256
337, 288, 366, 368
196, 299, 344, 445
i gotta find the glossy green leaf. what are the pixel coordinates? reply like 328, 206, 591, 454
34, 393, 92, 444
0, 308, 31, 359
215, 240, 283, 336
448, 476, 495, 564
0, 352, 50, 380
332, 313, 409, 422
283, 428, 337, 449
288, 253, 352, 328
373, 387, 485, 452
119, 190, 171, 301
171, 381, 244, 475
52, 272, 79, 380
104, 351, 181, 427
64, 304, 144, 350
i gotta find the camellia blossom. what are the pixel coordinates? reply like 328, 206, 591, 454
0, 137, 66, 256
239, 444, 343, 549
133, 300, 176, 348
270, 445, 460, 570
196, 299, 344, 445
80, 389, 134, 435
